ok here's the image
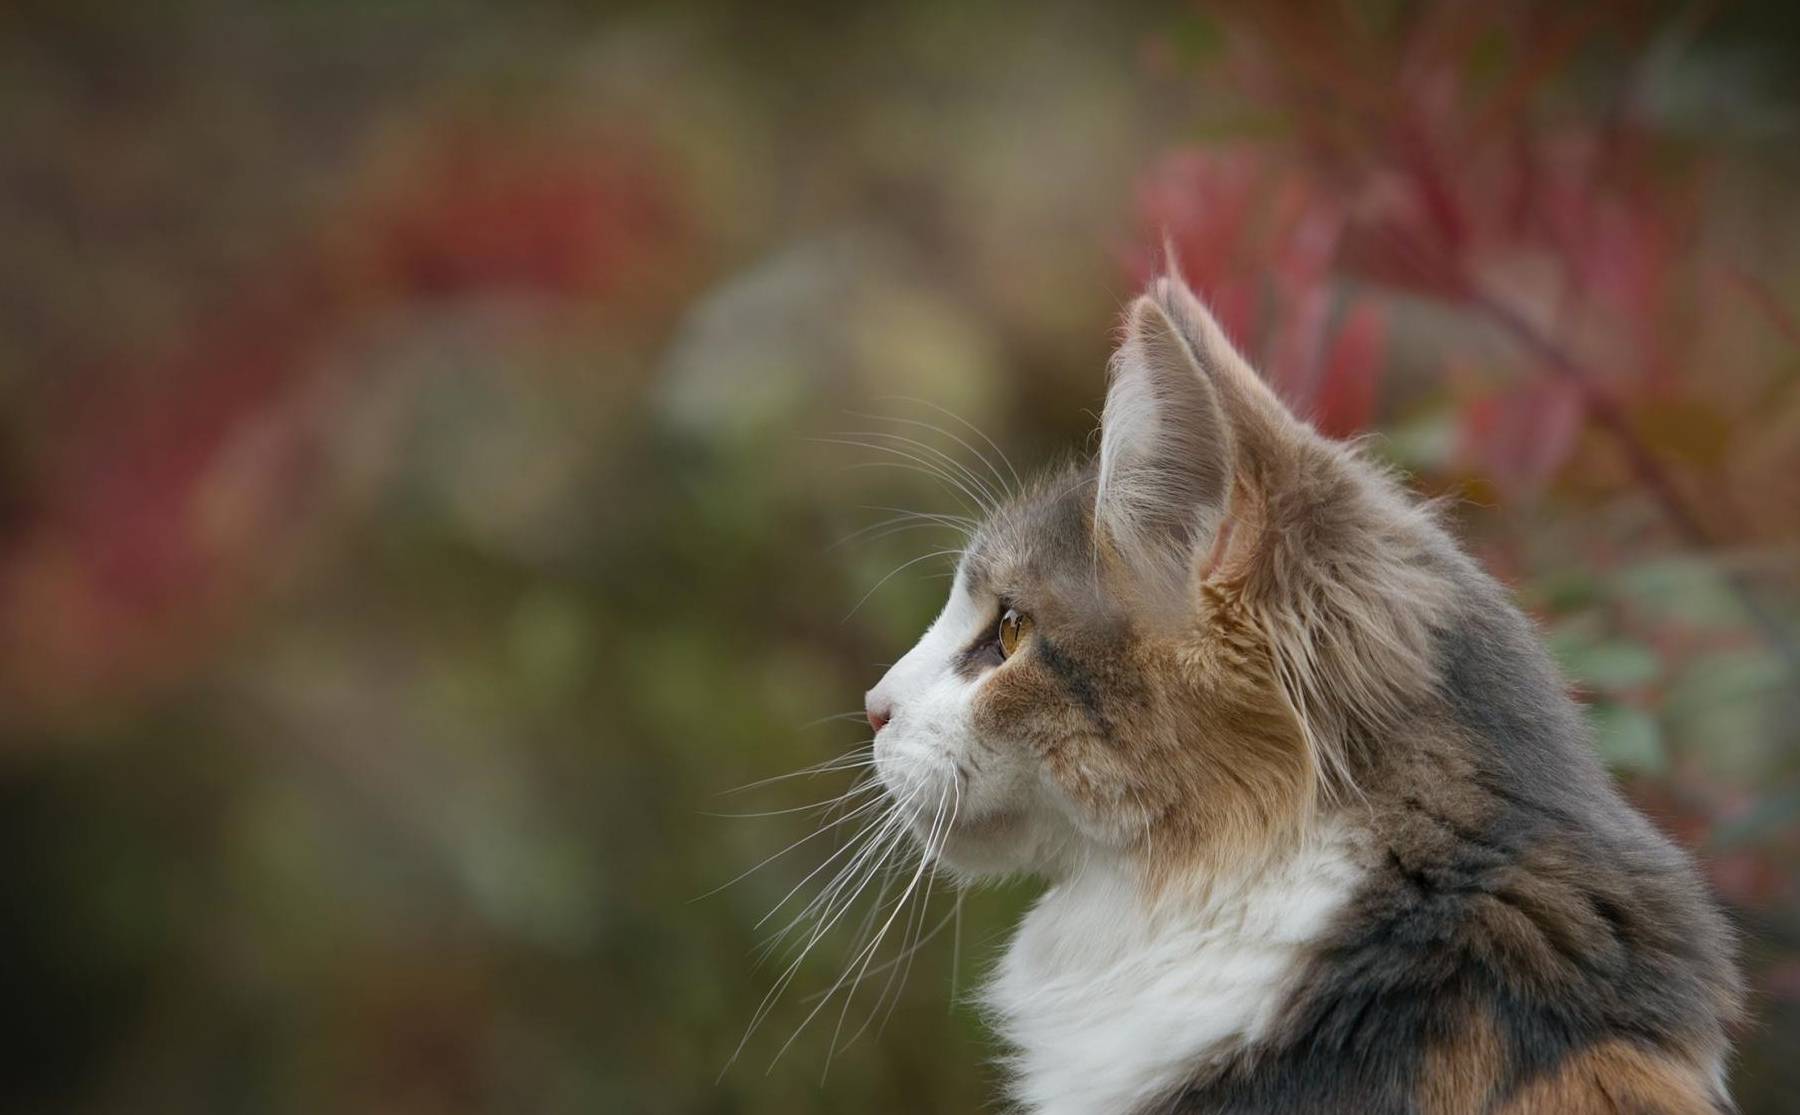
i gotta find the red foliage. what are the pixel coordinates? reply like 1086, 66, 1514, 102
1137, 4, 1799, 935
0, 124, 688, 721
1136, 4, 1791, 517
1132, 150, 1389, 434
371, 128, 683, 301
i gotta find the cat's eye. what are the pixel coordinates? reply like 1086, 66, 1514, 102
998, 608, 1033, 659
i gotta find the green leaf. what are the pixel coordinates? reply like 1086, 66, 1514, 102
1664, 648, 1788, 723
1552, 635, 1660, 692
1705, 790, 1800, 851
1379, 412, 1457, 472
1167, 12, 1224, 65
1613, 556, 1749, 630
1587, 703, 1665, 774
1660, 648, 1788, 778
1528, 569, 1601, 615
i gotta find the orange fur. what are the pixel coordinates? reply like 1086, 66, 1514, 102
1494, 1041, 1720, 1115
1417, 1009, 1504, 1115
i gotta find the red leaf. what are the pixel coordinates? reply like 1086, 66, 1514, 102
1459, 378, 1584, 498
1313, 301, 1387, 437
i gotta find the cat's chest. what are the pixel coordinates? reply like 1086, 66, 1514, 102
983, 838, 1361, 1115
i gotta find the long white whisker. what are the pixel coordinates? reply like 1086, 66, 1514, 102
829, 432, 998, 516
715, 747, 876, 796
764, 802, 914, 960
818, 855, 907, 1083
700, 777, 881, 819
830, 517, 967, 552
797, 710, 876, 730
950, 890, 964, 1011
782, 783, 951, 1070
844, 549, 965, 621
850, 409, 1014, 507
723, 796, 908, 1076
753, 798, 907, 935
818, 440, 989, 519
756, 801, 910, 976
820, 433, 997, 517
874, 394, 1022, 493
797, 903, 959, 1007
692, 788, 887, 903
839, 426, 1002, 516
858, 865, 930, 1043
868, 770, 960, 1042
856, 504, 977, 531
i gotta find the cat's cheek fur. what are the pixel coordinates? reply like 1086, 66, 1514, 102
869, 660, 967, 799
869, 581, 983, 826
871, 578, 1072, 874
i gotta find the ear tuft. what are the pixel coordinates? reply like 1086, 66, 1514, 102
1145, 272, 1311, 470
1095, 294, 1234, 589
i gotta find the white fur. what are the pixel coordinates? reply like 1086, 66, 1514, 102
869, 572, 1066, 861
984, 825, 1364, 1115
868, 570, 986, 820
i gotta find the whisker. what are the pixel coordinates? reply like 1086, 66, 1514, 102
818, 857, 908, 1083
797, 710, 875, 730
754, 798, 906, 935
856, 504, 977, 531
756, 797, 910, 968
873, 394, 1022, 493
724, 797, 910, 1076
691, 788, 885, 903
837, 426, 1002, 516
762, 804, 917, 1067
699, 780, 881, 818
786, 820, 938, 1070
797, 902, 958, 1007
714, 747, 876, 796
829, 517, 967, 552
857, 866, 931, 1045
783, 784, 952, 1070
844, 548, 965, 621
850, 408, 1015, 507
830, 431, 999, 516
950, 890, 964, 1011
817, 440, 988, 519
764, 801, 913, 958
871, 772, 961, 1041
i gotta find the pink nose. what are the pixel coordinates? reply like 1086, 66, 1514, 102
866, 695, 892, 734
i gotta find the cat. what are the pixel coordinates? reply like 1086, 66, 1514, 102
860, 273, 1741, 1114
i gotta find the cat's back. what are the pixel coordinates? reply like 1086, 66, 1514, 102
1164, 555, 1742, 1114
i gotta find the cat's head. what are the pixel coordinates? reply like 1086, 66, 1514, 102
866, 274, 1455, 882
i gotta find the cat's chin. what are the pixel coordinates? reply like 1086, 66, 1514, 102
915, 806, 1043, 877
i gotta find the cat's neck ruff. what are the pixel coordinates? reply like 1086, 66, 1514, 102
983, 822, 1364, 1115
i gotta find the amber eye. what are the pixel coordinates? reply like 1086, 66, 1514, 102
998, 607, 1033, 659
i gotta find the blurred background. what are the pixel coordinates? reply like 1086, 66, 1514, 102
3, 1, 1797, 1111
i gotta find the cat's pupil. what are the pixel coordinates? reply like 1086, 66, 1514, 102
998, 608, 1030, 658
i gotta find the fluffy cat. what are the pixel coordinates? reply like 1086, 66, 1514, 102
861, 274, 1741, 1114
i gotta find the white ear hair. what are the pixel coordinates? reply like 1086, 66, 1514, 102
1095, 292, 1234, 590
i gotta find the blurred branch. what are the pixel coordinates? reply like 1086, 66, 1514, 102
1469, 283, 1800, 675
1723, 266, 1800, 350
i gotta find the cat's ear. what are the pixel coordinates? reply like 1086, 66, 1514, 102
1096, 275, 1310, 590
1095, 288, 1235, 587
